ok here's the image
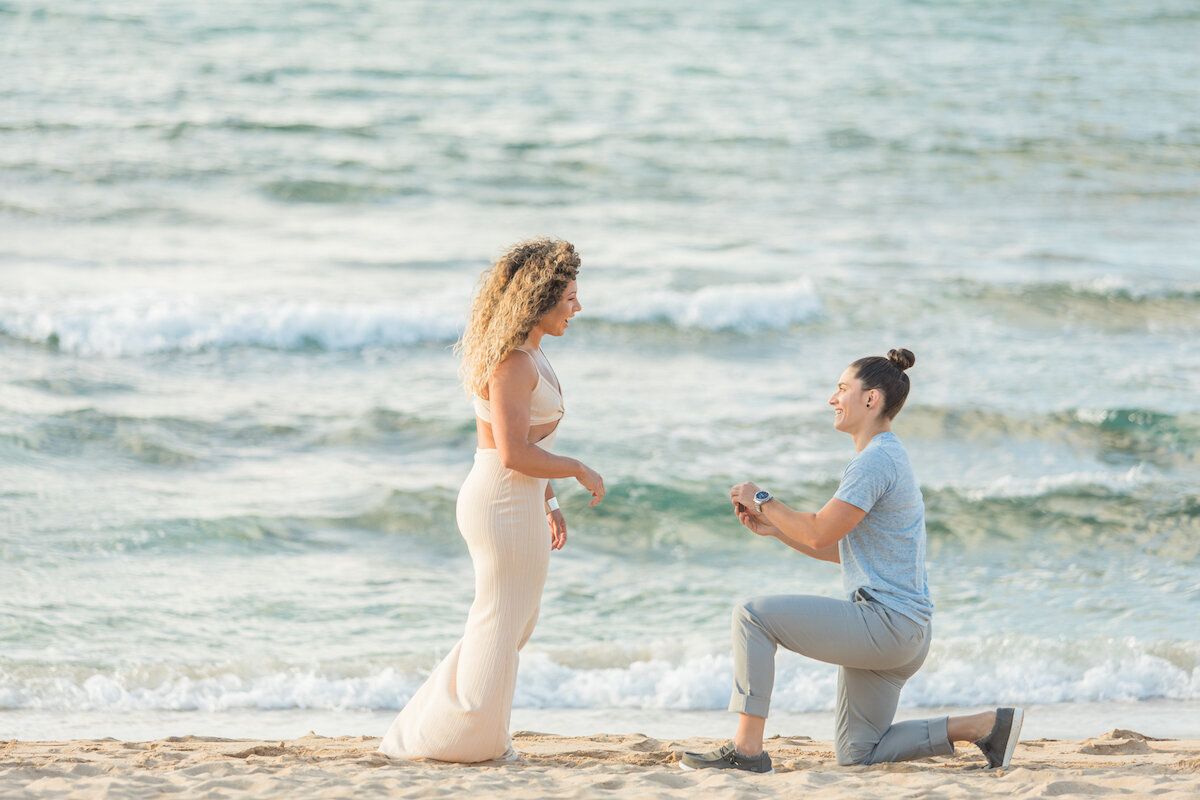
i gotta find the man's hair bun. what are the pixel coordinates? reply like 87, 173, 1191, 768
887, 348, 916, 371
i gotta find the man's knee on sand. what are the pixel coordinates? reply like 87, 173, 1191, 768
835, 739, 877, 766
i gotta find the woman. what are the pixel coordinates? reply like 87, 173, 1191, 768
379, 238, 605, 763
680, 349, 1022, 774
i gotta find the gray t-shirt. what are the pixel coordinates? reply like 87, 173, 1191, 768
833, 431, 933, 625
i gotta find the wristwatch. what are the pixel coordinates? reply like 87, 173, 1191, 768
753, 489, 773, 513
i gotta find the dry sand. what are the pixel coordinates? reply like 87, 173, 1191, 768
3, 729, 1198, 799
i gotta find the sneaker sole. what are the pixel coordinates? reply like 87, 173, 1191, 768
999, 708, 1024, 768
679, 762, 774, 775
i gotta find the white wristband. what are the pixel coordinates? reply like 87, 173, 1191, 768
546, 496, 560, 513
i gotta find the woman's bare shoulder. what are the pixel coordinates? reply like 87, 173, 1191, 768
490, 349, 539, 391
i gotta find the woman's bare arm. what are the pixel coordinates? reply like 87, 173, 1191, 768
490, 354, 582, 479
488, 352, 605, 505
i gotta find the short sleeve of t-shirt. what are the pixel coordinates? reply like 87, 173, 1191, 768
834, 446, 894, 514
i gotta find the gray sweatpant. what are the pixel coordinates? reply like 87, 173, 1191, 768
729, 590, 955, 766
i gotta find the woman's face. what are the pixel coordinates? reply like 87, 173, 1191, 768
829, 366, 876, 433
536, 280, 580, 337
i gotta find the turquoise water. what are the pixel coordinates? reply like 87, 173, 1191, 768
1, 0, 1198, 741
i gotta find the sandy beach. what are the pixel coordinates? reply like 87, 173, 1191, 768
6, 5, 1199, 798
4, 729, 1198, 799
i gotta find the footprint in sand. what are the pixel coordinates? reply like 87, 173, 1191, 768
1079, 729, 1154, 756
1042, 779, 1109, 796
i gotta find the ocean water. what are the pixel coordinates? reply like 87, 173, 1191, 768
2, 0, 1199, 742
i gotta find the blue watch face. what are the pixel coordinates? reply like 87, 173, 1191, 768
754, 490, 770, 502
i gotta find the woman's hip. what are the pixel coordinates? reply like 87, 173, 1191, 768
460, 451, 547, 501
457, 456, 550, 553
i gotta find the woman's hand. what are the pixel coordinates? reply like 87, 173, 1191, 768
548, 508, 567, 550
576, 463, 606, 506
730, 481, 762, 512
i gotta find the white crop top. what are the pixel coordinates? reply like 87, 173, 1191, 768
473, 348, 564, 425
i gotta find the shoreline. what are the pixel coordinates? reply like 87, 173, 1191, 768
7, 699, 1200, 744
4, 730, 1199, 799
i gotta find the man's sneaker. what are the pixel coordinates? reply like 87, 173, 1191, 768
679, 741, 774, 774
974, 707, 1024, 768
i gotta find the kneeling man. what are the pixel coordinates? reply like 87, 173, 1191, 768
680, 351, 1022, 774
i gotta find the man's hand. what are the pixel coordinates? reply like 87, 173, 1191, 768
730, 481, 762, 512
736, 505, 781, 538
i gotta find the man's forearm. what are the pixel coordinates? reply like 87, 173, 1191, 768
761, 502, 840, 551
771, 527, 841, 562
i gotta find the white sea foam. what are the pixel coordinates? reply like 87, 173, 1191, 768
0, 668, 416, 714
590, 278, 823, 332
3, 637, 1195, 713
0, 280, 823, 355
1072, 275, 1200, 300
0, 292, 465, 356
950, 464, 1152, 499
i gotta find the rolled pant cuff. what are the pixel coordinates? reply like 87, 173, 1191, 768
728, 693, 770, 718
930, 716, 955, 757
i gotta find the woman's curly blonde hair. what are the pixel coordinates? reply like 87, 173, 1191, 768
456, 238, 581, 397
